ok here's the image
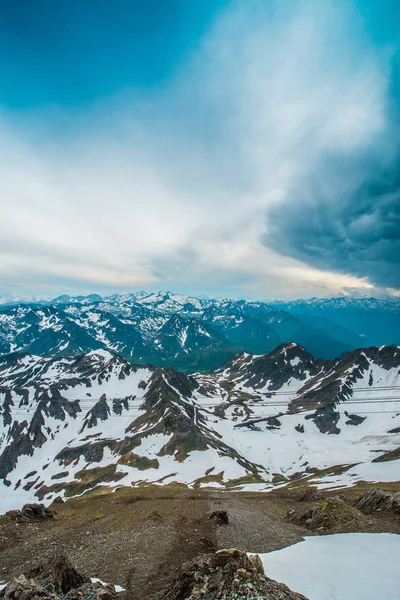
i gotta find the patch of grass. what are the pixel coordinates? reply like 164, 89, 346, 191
283, 464, 356, 488
35, 482, 66, 501
75, 464, 128, 485
224, 473, 265, 488
193, 471, 224, 488
153, 473, 177, 484
158, 432, 208, 462
118, 453, 159, 470
272, 473, 288, 484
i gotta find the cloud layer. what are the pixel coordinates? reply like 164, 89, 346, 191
0, 0, 398, 299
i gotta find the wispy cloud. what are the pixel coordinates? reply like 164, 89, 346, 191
0, 0, 398, 299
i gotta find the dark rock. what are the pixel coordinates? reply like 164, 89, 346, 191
0, 574, 53, 600
304, 403, 341, 435
208, 510, 229, 525
85, 396, 110, 429
372, 446, 400, 463
6, 504, 54, 523
297, 487, 323, 502
63, 582, 116, 600
388, 427, 400, 434
354, 488, 400, 514
344, 411, 366, 426
0, 556, 117, 600
25, 555, 89, 595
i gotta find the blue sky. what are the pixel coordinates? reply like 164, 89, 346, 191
0, 1, 229, 109
0, 0, 399, 300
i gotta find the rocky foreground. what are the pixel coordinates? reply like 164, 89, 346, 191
1, 486, 399, 600
0, 550, 308, 600
159, 547, 307, 599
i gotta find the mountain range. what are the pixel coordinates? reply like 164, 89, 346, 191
1, 342, 399, 512
0, 292, 399, 372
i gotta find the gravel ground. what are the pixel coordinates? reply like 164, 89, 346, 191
1, 484, 399, 600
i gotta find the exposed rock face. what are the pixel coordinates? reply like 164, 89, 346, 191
0, 556, 116, 600
354, 488, 400, 514
158, 547, 309, 599
24, 556, 90, 595
296, 487, 323, 503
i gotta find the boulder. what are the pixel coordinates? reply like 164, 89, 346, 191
158, 547, 309, 599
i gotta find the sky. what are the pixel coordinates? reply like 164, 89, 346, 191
0, 0, 399, 301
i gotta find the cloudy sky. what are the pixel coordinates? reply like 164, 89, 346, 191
1, 0, 399, 300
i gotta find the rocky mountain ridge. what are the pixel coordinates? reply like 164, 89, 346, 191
1, 342, 399, 512
1, 292, 399, 372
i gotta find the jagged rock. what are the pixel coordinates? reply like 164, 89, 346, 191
25, 556, 90, 595
354, 488, 400, 515
158, 547, 309, 599
304, 403, 340, 435
6, 504, 54, 523
344, 411, 366, 426
0, 557, 116, 600
0, 574, 53, 600
62, 582, 116, 600
297, 487, 323, 502
289, 497, 362, 530
208, 510, 229, 525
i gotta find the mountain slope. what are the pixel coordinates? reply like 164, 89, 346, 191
1, 343, 399, 512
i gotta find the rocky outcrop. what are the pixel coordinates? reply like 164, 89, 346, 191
0, 556, 116, 600
158, 547, 309, 599
288, 497, 363, 531
296, 487, 323, 503
354, 488, 400, 514
5, 504, 54, 523
24, 556, 89, 595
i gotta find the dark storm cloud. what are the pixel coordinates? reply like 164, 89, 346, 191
266, 158, 400, 288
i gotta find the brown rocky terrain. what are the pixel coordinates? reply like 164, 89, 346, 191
0, 483, 399, 600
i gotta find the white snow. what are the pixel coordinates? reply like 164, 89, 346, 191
1, 347, 400, 513
90, 578, 125, 593
255, 533, 400, 600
